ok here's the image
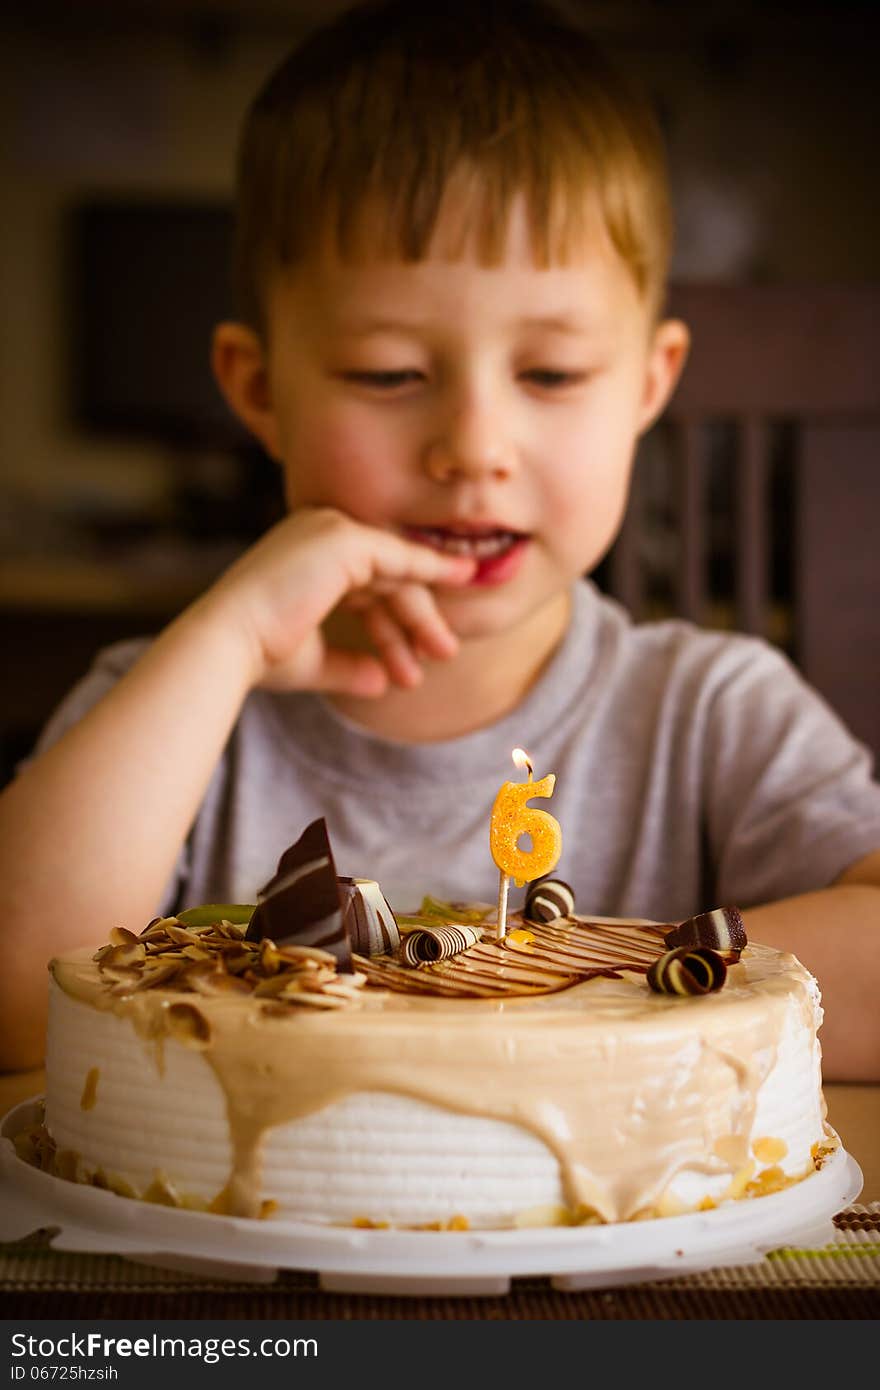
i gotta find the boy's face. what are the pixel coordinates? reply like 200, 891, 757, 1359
220, 197, 687, 646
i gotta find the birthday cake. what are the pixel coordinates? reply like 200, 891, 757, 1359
22, 821, 832, 1230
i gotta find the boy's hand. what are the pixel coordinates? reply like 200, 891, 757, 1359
203, 507, 475, 697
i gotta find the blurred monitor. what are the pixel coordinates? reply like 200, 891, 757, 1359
69, 198, 244, 447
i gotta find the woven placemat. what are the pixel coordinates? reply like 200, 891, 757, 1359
1, 1206, 878, 1319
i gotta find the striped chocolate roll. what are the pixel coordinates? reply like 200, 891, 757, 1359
400, 924, 483, 966
664, 906, 746, 956
338, 878, 400, 957
647, 947, 728, 996
524, 878, 575, 924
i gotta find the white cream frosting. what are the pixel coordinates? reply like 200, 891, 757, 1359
43, 933, 827, 1228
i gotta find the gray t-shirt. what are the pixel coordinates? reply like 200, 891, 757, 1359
31, 580, 880, 922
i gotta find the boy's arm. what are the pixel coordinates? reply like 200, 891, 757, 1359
742, 848, 880, 1083
0, 606, 254, 1071
0, 508, 473, 1070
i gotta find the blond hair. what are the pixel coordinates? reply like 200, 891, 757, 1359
233, 0, 673, 332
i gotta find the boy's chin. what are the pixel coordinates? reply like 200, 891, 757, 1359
437, 582, 571, 647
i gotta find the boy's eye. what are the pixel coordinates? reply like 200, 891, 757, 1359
521, 369, 587, 389
341, 370, 423, 390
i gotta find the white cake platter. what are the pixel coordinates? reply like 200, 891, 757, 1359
0, 1097, 863, 1296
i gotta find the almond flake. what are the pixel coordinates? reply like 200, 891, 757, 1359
252, 974, 295, 998
109, 926, 140, 947
276, 943, 338, 965
133, 962, 181, 990
164, 923, 203, 946
284, 991, 349, 1009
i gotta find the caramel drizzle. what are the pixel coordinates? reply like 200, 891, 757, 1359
48, 936, 823, 1225
356, 917, 670, 999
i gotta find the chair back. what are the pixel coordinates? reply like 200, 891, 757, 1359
605, 284, 880, 758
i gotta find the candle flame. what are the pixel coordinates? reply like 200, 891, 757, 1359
512, 747, 533, 778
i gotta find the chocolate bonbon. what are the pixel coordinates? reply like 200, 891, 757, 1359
524, 878, 575, 923
647, 946, 728, 996
664, 906, 746, 956
245, 818, 353, 972
338, 877, 400, 957
401, 924, 484, 966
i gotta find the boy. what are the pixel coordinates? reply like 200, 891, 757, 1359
2, 0, 879, 1077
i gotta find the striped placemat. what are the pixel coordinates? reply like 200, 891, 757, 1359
1, 1205, 877, 1319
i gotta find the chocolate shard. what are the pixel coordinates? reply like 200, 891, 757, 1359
524, 877, 575, 924
338, 877, 401, 957
245, 818, 353, 972
647, 946, 728, 996
400, 924, 484, 966
664, 906, 747, 956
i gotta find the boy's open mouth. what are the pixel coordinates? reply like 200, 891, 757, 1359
403, 525, 530, 585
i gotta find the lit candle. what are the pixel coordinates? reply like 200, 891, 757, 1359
490, 748, 562, 940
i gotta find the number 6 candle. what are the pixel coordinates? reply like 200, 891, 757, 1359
490, 748, 562, 940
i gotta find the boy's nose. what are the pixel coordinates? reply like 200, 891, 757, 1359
423, 407, 514, 483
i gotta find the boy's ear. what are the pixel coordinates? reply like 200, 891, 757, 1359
211, 322, 283, 460
638, 318, 690, 434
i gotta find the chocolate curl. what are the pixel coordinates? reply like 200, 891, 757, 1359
400, 924, 484, 966
664, 906, 747, 957
245, 818, 353, 972
647, 947, 728, 996
524, 878, 575, 924
338, 877, 400, 957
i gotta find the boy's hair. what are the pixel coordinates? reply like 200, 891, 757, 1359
233, 0, 672, 333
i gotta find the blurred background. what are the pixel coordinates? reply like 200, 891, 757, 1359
1, 0, 879, 784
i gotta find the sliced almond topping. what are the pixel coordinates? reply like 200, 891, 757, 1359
259, 939, 282, 975
219, 921, 248, 939
222, 950, 255, 976
284, 990, 349, 1010
109, 926, 140, 947
252, 974, 295, 998
278, 976, 308, 995
181, 944, 213, 961
95, 906, 365, 1008
163, 923, 203, 946
101, 963, 142, 984
141, 916, 180, 936
321, 979, 366, 999
138, 918, 169, 939
103, 941, 147, 969
133, 961, 181, 990
276, 943, 338, 965
109, 976, 142, 996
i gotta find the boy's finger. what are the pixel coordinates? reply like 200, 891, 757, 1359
353, 527, 476, 589
384, 583, 459, 659
362, 602, 425, 688
311, 648, 390, 699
